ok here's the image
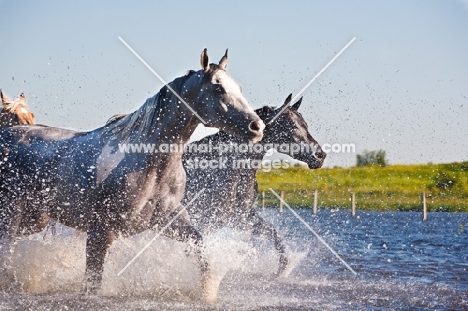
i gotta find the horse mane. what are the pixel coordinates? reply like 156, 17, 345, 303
101, 70, 198, 144
105, 113, 127, 125
2, 101, 22, 113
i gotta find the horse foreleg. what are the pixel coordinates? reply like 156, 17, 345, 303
163, 211, 218, 303
85, 228, 115, 294
249, 209, 288, 277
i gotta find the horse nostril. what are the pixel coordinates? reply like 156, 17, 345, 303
315, 151, 326, 159
249, 120, 264, 133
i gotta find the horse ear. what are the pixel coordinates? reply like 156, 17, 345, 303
19, 92, 26, 104
219, 49, 228, 70
291, 97, 303, 111
277, 93, 292, 111
200, 48, 209, 72
1, 90, 11, 106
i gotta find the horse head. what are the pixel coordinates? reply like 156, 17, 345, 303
180, 49, 264, 143
257, 94, 326, 169
0, 90, 35, 128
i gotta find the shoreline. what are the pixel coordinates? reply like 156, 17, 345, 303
256, 161, 468, 212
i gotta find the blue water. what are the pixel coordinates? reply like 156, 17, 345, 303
1, 210, 467, 310
253, 209, 468, 310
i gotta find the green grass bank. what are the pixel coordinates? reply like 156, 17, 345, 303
256, 162, 468, 212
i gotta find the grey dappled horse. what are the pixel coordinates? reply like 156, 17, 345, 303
0, 49, 264, 302
182, 94, 325, 276
0, 91, 35, 128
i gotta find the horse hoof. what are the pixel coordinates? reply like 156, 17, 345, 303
202, 274, 220, 303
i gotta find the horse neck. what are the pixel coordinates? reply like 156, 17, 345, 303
216, 131, 266, 160
257, 122, 296, 155
127, 87, 201, 154
149, 107, 199, 151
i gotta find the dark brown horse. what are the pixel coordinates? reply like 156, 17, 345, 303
0, 49, 264, 302
182, 94, 325, 276
0, 90, 35, 128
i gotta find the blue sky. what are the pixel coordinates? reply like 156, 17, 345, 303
1, 0, 467, 167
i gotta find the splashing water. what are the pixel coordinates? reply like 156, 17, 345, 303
1, 210, 467, 310
0, 224, 303, 297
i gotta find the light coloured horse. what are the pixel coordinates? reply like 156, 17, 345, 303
0, 49, 264, 302
0, 91, 35, 128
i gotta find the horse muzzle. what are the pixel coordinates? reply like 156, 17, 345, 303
298, 148, 326, 169
247, 120, 265, 143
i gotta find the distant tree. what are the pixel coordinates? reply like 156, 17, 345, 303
356, 149, 387, 167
